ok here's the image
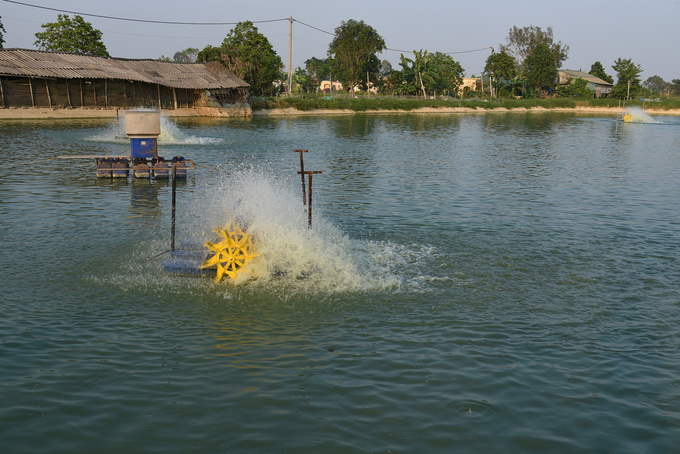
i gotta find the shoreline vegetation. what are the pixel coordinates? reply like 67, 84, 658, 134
1, 97, 680, 119
251, 96, 680, 115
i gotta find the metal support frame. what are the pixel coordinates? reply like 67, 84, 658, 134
297, 170, 322, 228
294, 149, 308, 205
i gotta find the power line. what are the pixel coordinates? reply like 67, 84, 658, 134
295, 19, 334, 36
1, 0, 289, 25
386, 46, 493, 55
4, 0, 492, 56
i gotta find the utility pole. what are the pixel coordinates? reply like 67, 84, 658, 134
288, 16, 293, 96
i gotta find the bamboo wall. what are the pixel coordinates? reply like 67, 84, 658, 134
0, 76, 209, 109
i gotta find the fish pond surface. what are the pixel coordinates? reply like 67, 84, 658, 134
1, 112, 679, 453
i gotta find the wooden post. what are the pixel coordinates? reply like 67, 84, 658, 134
293, 149, 308, 205
173, 87, 178, 110
65, 79, 72, 108
29, 78, 35, 107
80, 79, 84, 108
124, 81, 128, 107
93, 80, 97, 106
45, 79, 52, 107
157, 83, 161, 109
0, 77, 5, 108
105, 79, 108, 108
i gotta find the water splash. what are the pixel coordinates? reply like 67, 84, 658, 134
180, 166, 407, 292
622, 107, 659, 124
86, 110, 224, 144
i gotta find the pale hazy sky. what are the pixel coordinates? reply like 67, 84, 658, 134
2, 0, 679, 82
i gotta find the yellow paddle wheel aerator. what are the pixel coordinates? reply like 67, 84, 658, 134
623, 114, 632, 122
201, 221, 259, 282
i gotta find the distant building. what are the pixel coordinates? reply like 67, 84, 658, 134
319, 80, 343, 93
558, 70, 612, 98
460, 77, 478, 95
0, 48, 250, 111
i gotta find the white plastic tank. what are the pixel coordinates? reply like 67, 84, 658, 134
125, 111, 161, 138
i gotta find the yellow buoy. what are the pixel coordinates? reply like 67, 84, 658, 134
201, 220, 259, 282
623, 114, 632, 122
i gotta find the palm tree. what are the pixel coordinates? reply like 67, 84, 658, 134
400, 50, 438, 97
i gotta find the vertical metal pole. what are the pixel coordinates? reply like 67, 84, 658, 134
294, 149, 308, 205
298, 170, 322, 229
171, 163, 177, 251
307, 173, 313, 228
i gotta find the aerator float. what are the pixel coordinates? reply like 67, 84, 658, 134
58, 110, 195, 179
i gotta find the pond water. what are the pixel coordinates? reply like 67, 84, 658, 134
1, 112, 679, 453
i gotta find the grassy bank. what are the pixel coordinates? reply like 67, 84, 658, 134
252, 96, 680, 113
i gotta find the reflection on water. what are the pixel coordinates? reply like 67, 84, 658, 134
129, 178, 162, 222
1, 113, 680, 453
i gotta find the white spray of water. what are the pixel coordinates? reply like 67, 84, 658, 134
623, 106, 659, 124
87, 110, 224, 145
182, 166, 406, 292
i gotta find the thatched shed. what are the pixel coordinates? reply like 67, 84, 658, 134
0, 48, 250, 110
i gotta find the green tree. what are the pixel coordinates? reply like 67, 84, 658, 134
378, 60, 392, 78
358, 53, 381, 91
34, 14, 108, 56
499, 25, 568, 70
196, 45, 222, 63
484, 51, 516, 96
328, 19, 386, 97
0, 16, 6, 49
173, 47, 199, 63
611, 58, 643, 99
643, 75, 666, 93
671, 79, 680, 96
400, 50, 437, 97
525, 43, 557, 95
431, 52, 465, 96
293, 67, 315, 93
556, 77, 592, 98
589, 61, 613, 84
305, 57, 331, 83
197, 21, 283, 95
384, 69, 407, 95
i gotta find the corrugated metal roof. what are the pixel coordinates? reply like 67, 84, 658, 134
0, 48, 249, 90
559, 70, 612, 87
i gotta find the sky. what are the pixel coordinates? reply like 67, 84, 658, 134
2, 0, 679, 82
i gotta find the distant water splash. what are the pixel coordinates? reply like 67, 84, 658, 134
622, 107, 660, 124
86, 110, 224, 145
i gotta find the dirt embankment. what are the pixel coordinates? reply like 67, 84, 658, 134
2, 106, 679, 119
